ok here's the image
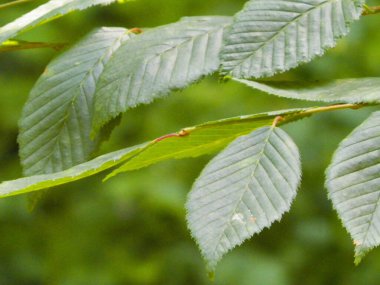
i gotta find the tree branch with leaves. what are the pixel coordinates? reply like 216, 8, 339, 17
0, 0, 379, 275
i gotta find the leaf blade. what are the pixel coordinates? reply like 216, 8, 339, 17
221, 0, 364, 78
92, 16, 232, 133
18, 27, 133, 176
186, 126, 301, 269
234, 78, 380, 104
326, 111, 380, 262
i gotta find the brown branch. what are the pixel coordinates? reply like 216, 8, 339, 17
153, 129, 189, 143
272, 116, 284, 127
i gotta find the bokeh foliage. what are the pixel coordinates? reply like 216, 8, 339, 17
0, 0, 379, 284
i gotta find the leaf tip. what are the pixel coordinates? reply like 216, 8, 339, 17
354, 242, 371, 266
102, 172, 115, 182
207, 270, 215, 281
354, 255, 362, 266
354, 248, 365, 266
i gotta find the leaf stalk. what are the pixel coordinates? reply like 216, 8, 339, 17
278, 103, 370, 126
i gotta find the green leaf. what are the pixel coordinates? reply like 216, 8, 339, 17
1, 108, 306, 198
0, 144, 148, 198
234, 78, 380, 103
105, 109, 305, 180
326, 111, 380, 263
0, 0, 123, 44
18, 27, 133, 176
92, 16, 232, 133
220, 0, 364, 79
186, 126, 301, 269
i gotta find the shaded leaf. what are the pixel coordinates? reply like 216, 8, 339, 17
92, 16, 232, 133
234, 78, 380, 103
1, 108, 306, 198
326, 111, 380, 263
18, 27, 133, 176
0, 0, 123, 44
186, 126, 301, 269
221, 0, 364, 78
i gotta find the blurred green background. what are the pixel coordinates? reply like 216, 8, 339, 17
1, 0, 380, 284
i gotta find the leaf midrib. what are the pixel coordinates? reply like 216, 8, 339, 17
358, 192, 380, 249
211, 126, 275, 258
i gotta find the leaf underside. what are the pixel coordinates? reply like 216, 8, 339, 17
18, 27, 133, 176
92, 16, 232, 133
0, 0, 122, 44
186, 126, 301, 269
234, 78, 380, 104
326, 111, 380, 263
0, 108, 307, 198
221, 0, 364, 79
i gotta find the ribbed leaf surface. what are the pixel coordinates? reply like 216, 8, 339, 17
221, 0, 364, 78
187, 126, 301, 269
234, 78, 380, 103
0, 108, 307, 198
0, 0, 122, 44
93, 16, 232, 133
326, 111, 380, 263
18, 27, 133, 176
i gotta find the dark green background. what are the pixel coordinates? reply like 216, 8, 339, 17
0, 0, 379, 284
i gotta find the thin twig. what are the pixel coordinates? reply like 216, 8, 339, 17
153, 129, 189, 143
0, 0, 34, 10
277, 103, 369, 126
299, 103, 367, 116
0, 40, 66, 52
